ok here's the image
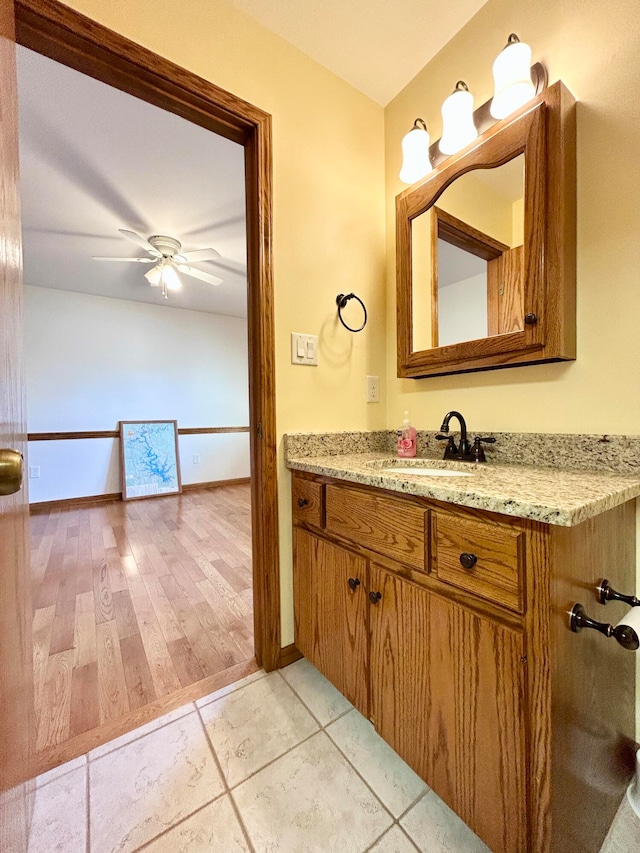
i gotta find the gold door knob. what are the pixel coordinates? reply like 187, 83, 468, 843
0, 449, 24, 496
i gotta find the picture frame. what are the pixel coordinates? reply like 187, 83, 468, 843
119, 420, 182, 501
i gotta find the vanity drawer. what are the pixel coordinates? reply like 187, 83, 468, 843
433, 513, 525, 613
292, 477, 324, 527
325, 485, 427, 570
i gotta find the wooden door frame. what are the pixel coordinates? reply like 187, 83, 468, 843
14, 0, 281, 671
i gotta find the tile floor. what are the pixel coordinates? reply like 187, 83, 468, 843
27, 659, 640, 853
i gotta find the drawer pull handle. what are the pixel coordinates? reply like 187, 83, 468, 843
297, 497, 309, 508
369, 591, 382, 604
348, 577, 361, 591
460, 552, 478, 570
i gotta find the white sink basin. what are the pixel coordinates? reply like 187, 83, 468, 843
380, 466, 473, 478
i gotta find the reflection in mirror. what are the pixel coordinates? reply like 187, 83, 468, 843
411, 153, 524, 350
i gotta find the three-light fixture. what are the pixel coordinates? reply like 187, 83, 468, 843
399, 34, 537, 183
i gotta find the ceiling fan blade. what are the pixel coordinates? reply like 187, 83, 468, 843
178, 265, 223, 286
178, 248, 221, 263
92, 256, 155, 263
118, 229, 161, 257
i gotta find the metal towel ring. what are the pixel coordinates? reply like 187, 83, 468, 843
336, 293, 367, 333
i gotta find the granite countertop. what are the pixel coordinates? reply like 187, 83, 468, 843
286, 452, 640, 527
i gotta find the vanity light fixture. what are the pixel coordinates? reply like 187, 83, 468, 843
439, 81, 478, 155
490, 33, 536, 119
399, 118, 432, 184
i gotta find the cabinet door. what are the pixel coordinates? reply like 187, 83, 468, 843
293, 528, 368, 715
370, 565, 528, 853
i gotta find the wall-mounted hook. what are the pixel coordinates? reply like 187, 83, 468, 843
570, 603, 639, 651
597, 579, 640, 608
336, 293, 367, 332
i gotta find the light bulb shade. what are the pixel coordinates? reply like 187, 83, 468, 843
439, 82, 477, 155
144, 264, 162, 286
162, 264, 182, 291
490, 35, 535, 119
399, 119, 432, 184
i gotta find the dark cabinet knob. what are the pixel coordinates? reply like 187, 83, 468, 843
348, 577, 361, 591
297, 497, 309, 508
524, 312, 538, 325
369, 591, 382, 604
459, 552, 478, 570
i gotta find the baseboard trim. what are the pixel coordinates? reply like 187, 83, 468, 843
32, 657, 260, 777
278, 643, 303, 668
29, 493, 122, 513
182, 477, 251, 491
29, 478, 251, 512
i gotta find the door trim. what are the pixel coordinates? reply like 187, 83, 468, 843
15, 0, 281, 670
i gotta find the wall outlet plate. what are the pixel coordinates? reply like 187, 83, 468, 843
291, 332, 318, 366
366, 375, 380, 402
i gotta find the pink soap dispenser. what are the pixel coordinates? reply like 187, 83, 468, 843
397, 411, 417, 458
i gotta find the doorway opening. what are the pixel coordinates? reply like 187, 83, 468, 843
15, 0, 280, 775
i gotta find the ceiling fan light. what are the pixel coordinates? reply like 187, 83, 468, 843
162, 264, 182, 291
439, 81, 477, 155
144, 265, 162, 286
490, 34, 535, 119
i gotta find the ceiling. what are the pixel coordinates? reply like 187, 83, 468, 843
229, 0, 489, 106
17, 46, 248, 318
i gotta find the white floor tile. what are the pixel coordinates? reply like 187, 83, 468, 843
195, 669, 267, 709
88, 702, 195, 760
368, 825, 420, 852
600, 795, 640, 852
35, 754, 87, 788
280, 657, 353, 725
233, 731, 393, 853
400, 791, 491, 853
89, 711, 224, 853
327, 709, 427, 818
28, 765, 86, 853
142, 795, 250, 852
199, 671, 318, 787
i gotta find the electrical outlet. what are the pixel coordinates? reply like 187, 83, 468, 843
192, 454, 200, 464
29, 465, 41, 479
291, 332, 318, 366
366, 375, 380, 403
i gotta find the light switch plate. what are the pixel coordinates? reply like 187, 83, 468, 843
291, 332, 318, 366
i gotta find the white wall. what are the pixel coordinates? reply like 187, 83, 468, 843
24, 286, 250, 501
438, 272, 488, 347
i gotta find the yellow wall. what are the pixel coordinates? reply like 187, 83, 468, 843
60, 0, 386, 645
385, 0, 640, 436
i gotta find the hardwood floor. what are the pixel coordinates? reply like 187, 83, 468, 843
30, 485, 254, 758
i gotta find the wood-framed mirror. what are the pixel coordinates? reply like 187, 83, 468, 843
396, 81, 576, 378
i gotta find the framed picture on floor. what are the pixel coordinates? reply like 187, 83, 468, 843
119, 420, 182, 501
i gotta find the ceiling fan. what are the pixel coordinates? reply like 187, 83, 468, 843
93, 229, 223, 299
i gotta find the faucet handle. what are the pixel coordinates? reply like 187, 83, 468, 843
471, 436, 496, 463
436, 434, 458, 458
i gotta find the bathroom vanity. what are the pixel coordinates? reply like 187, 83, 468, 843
288, 452, 640, 853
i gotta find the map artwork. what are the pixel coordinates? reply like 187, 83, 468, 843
120, 421, 181, 500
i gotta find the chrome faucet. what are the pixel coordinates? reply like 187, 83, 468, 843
436, 411, 496, 462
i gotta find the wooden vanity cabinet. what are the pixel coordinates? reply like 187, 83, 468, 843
290, 471, 636, 853
369, 564, 528, 853
293, 528, 369, 715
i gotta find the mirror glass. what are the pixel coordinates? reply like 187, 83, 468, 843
411, 153, 525, 351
